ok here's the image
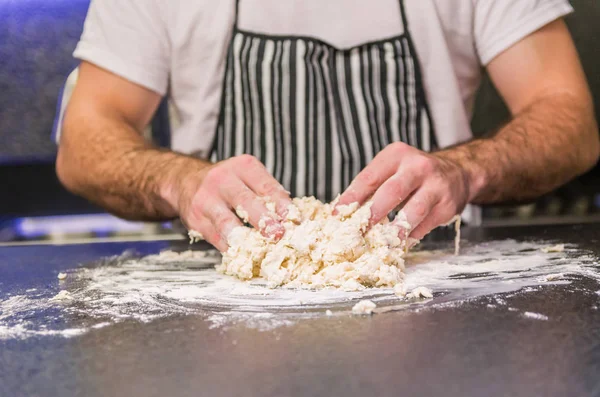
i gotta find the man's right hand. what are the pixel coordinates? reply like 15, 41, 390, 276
58, 62, 290, 253
173, 155, 292, 252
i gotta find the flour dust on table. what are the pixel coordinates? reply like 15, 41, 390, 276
1, 238, 599, 340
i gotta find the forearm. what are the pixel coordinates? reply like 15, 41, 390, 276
437, 93, 600, 205
57, 113, 211, 221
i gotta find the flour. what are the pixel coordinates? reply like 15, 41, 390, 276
200, 197, 409, 291
1, 239, 598, 339
49, 290, 73, 302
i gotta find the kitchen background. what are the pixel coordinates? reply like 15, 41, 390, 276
0, 0, 598, 242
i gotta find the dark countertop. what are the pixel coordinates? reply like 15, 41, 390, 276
1, 224, 600, 397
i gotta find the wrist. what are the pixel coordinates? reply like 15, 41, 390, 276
158, 153, 211, 216
435, 145, 488, 203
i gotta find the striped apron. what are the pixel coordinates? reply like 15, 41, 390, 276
212, 0, 436, 202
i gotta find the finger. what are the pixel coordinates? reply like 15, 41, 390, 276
182, 212, 229, 252
337, 144, 408, 207
368, 171, 421, 225
408, 203, 455, 240
197, 218, 229, 252
202, 200, 243, 244
235, 156, 292, 216
218, 176, 285, 239
395, 187, 441, 235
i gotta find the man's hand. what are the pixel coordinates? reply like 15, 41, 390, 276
339, 20, 599, 239
174, 155, 291, 252
337, 142, 473, 239
58, 62, 291, 252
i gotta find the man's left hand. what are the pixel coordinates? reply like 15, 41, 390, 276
337, 142, 473, 239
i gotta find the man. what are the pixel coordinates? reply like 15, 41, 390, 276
56, 0, 599, 252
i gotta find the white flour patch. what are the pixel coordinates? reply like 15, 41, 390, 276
0, 240, 598, 338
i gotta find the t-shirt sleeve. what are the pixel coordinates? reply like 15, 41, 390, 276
473, 0, 574, 66
73, 0, 170, 95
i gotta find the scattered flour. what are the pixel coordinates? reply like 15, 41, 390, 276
49, 290, 73, 302
1, 239, 596, 339
352, 300, 377, 315
201, 197, 410, 291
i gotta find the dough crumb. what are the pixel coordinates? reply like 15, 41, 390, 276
406, 286, 433, 299
49, 290, 73, 302
188, 230, 204, 244
393, 283, 407, 297
57, 273, 67, 280
202, 196, 409, 290
522, 312, 549, 321
325, 309, 333, 316
235, 205, 250, 223
542, 273, 564, 282
352, 300, 377, 315
453, 215, 461, 256
541, 244, 565, 253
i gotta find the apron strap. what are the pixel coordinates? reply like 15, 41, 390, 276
234, 0, 241, 28
398, 0, 409, 32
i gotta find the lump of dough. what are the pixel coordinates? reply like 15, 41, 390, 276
209, 196, 410, 290
352, 300, 377, 315
541, 244, 565, 253
188, 230, 204, 244
406, 286, 433, 299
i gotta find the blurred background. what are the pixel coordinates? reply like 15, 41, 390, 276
0, 0, 599, 243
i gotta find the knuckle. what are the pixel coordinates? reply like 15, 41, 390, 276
236, 154, 259, 167
413, 202, 428, 219
415, 156, 435, 174
204, 166, 227, 183
214, 213, 233, 232
357, 170, 381, 190
236, 189, 256, 206
387, 141, 408, 155
259, 180, 281, 196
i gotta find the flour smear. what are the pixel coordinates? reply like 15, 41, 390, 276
1, 239, 599, 340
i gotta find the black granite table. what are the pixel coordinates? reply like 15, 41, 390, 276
1, 224, 600, 397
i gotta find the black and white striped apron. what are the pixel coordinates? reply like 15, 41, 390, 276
212, 0, 437, 202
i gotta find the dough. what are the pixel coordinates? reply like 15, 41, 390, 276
203, 197, 410, 290
352, 300, 377, 314
406, 286, 433, 299
541, 244, 565, 253
57, 273, 67, 280
188, 230, 204, 244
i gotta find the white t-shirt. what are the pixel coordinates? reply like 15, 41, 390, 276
72, 0, 572, 155
69, 0, 573, 223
